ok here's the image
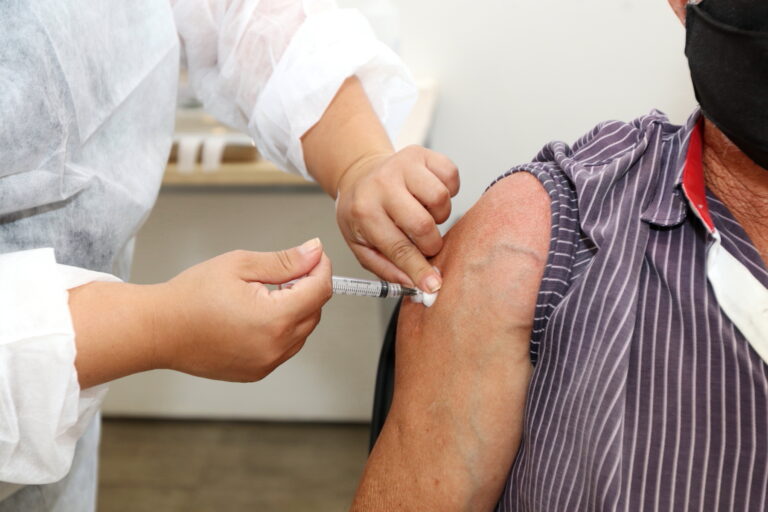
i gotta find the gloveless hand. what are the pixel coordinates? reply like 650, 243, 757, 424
335, 145, 459, 292
70, 239, 332, 389
154, 238, 332, 382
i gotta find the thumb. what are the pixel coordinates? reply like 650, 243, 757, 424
271, 252, 333, 318
238, 238, 323, 284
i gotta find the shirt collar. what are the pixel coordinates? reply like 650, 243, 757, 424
680, 117, 717, 234
641, 108, 714, 232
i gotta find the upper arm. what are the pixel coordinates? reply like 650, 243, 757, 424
352, 172, 552, 511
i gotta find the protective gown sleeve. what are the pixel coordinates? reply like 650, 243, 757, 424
0, 248, 119, 485
172, 0, 418, 180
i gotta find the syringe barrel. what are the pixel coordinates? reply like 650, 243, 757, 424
331, 276, 404, 298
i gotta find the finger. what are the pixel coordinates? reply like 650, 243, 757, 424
382, 196, 443, 257
271, 252, 333, 318
288, 313, 321, 355
424, 149, 460, 196
365, 222, 442, 293
236, 238, 323, 284
294, 310, 322, 340
403, 168, 453, 224
274, 337, 309, 369
269, 312, 320, 370
351, 244, 414, 287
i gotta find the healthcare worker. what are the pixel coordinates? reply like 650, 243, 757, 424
0, 0, 459, 509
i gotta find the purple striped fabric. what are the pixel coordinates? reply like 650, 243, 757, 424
490, 110, 768, 511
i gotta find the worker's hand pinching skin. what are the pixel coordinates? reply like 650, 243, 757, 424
156, 238, 333, 382
335, 145, 459, 293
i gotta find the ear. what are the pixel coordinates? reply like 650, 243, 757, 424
668, 0, 688, 24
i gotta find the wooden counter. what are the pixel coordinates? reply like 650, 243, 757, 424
163, 161, 315, 187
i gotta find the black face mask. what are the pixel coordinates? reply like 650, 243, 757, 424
685, 0, 768, 169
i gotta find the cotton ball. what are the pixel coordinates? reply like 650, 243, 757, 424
421, 291, 438, 307
410, 290, 438, 308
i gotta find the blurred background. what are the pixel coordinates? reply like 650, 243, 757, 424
98, 1, 696, 510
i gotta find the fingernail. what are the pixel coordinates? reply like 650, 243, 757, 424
299, 238, 322, 255
424, 274, 441, 293
432, 266, 442, 277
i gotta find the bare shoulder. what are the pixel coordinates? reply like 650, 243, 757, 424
446, 171, 550, 263
397, 171, 552, 352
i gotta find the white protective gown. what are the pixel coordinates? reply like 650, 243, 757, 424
0, 0, 416, 509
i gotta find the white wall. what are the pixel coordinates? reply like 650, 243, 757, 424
354, 0, 698, 224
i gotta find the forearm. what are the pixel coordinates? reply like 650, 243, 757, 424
69, 282, 168, 389
301, 76, 394, 198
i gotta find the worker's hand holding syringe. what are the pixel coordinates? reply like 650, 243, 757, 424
69, 235, 438, 391
69, 238, 332, 389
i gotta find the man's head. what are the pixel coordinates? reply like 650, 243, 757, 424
681, 0, 768, 170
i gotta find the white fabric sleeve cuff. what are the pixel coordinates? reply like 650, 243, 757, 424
250, 8, 418, 180
0, 248, 120, 485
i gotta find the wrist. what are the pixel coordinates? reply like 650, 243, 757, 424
142, 282, 184, 372
113, 282, 172, 374
300, 76, 395, 199
335, 151, 393, 199
70, 281, 172, 388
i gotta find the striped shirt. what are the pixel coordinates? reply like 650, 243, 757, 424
491, 110, 768, 511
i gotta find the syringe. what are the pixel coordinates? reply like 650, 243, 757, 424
281, 275, 438, 306
331, 276, 419, 299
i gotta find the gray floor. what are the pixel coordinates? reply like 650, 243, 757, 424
98, 419, 370, 512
